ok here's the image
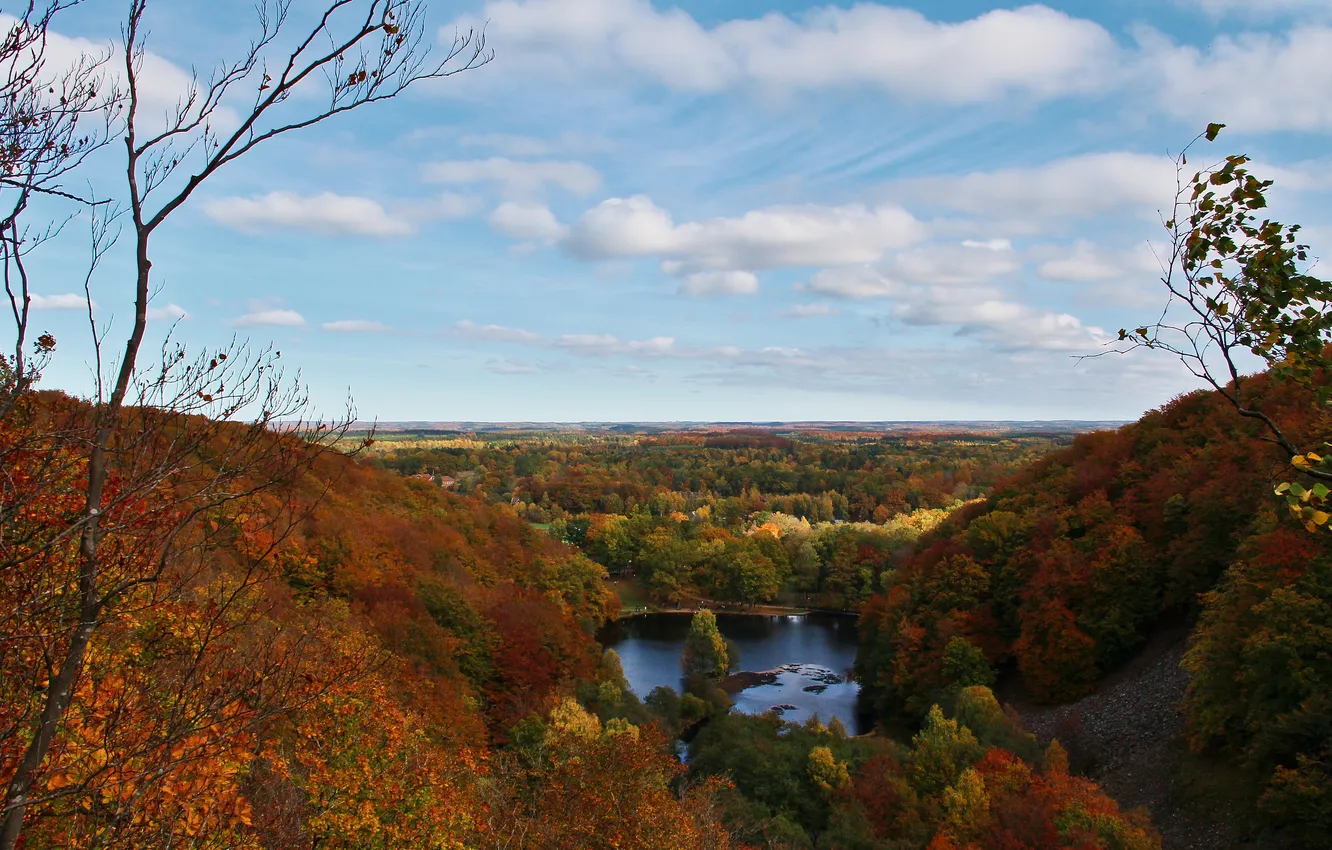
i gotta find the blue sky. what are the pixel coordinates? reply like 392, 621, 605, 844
18, 0, 1332, 421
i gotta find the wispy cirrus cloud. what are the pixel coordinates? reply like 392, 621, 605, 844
456, 131, 616, 157
440, 313, 1165, 415
451, 319, 545, 344
784, 303, 839, 318
882, 153, 1177, 226
323, 319, 391, 333
424, 157, 601, 197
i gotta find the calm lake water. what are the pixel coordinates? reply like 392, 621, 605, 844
598, 612, 870, 735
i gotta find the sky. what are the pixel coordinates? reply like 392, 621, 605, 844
15, 0, 1332, 422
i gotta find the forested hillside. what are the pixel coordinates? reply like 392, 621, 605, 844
856, 369, 1332, 845
0, 390, 733, 847
363, 431, 1072, 609
1, 390, 1164, 849
4, 0, 1329, 844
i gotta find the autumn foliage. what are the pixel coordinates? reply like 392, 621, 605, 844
0, 392, 725, 848
857, 368, 1332, 839
686, 689, 1157, 849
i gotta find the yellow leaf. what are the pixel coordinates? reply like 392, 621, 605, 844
46, 771, 72, 790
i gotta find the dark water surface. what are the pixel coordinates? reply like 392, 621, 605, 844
598, 612, 869, 734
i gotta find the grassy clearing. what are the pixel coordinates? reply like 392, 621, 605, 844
608, 577, 653, 612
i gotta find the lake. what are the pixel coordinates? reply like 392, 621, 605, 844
598, 611, 870, 735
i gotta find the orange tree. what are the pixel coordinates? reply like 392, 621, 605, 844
0, 2, 489, 846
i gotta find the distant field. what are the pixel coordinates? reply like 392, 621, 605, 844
340, 419, 1126, 440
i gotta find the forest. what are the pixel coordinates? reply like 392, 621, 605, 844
359, 431, 1074, 609
1, 0, 1330, 848
0, 388, 1164, 849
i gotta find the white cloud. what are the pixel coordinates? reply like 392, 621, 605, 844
323, 319, 391, 332
1143, 27, 1332, 132
488, 201, 569, 242
452, 320, 683, 358
451, 319, 544, 344
892, 294, 1110, 352
446, 1, 1332, 139
557, 333, 677, 355
460, 133, 554, 157
400, 192, 483, 221
885, 152, 1177, 222
440, 312, 1116, 396
0, 13, 235, 136
1039, 253, 1122, 283
454, 1, 1120, 102
424, 157, 601, 197
785, 303, 839, 317
802, 266, 901, 300
565, 195, 924, 276
146, 303, 189, 322
891, 241, 1021, 285
791, 240, 1109, 351
679, 270, 759, 296
486, 356, 544, 374
799, 240, 1018, 299
232, 308, 306, 328
963, 239, 1013, 252
29, 293, 89, 310
1036, 240, 1160, 283
203, 192, 414, 238
565, 195, 677, 257
1177, 0, 1328, 18
458, 131, 615, 157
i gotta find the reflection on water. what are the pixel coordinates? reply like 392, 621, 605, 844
598, 612, 870, 735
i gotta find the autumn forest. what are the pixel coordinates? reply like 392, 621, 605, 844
3, 1, 1332, 849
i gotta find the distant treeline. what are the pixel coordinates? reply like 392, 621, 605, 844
360, 430, 1074, 524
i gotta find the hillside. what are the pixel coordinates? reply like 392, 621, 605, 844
0, 391, 726, 848
1, 391, 1167, 849
856, 372, 1332, 846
